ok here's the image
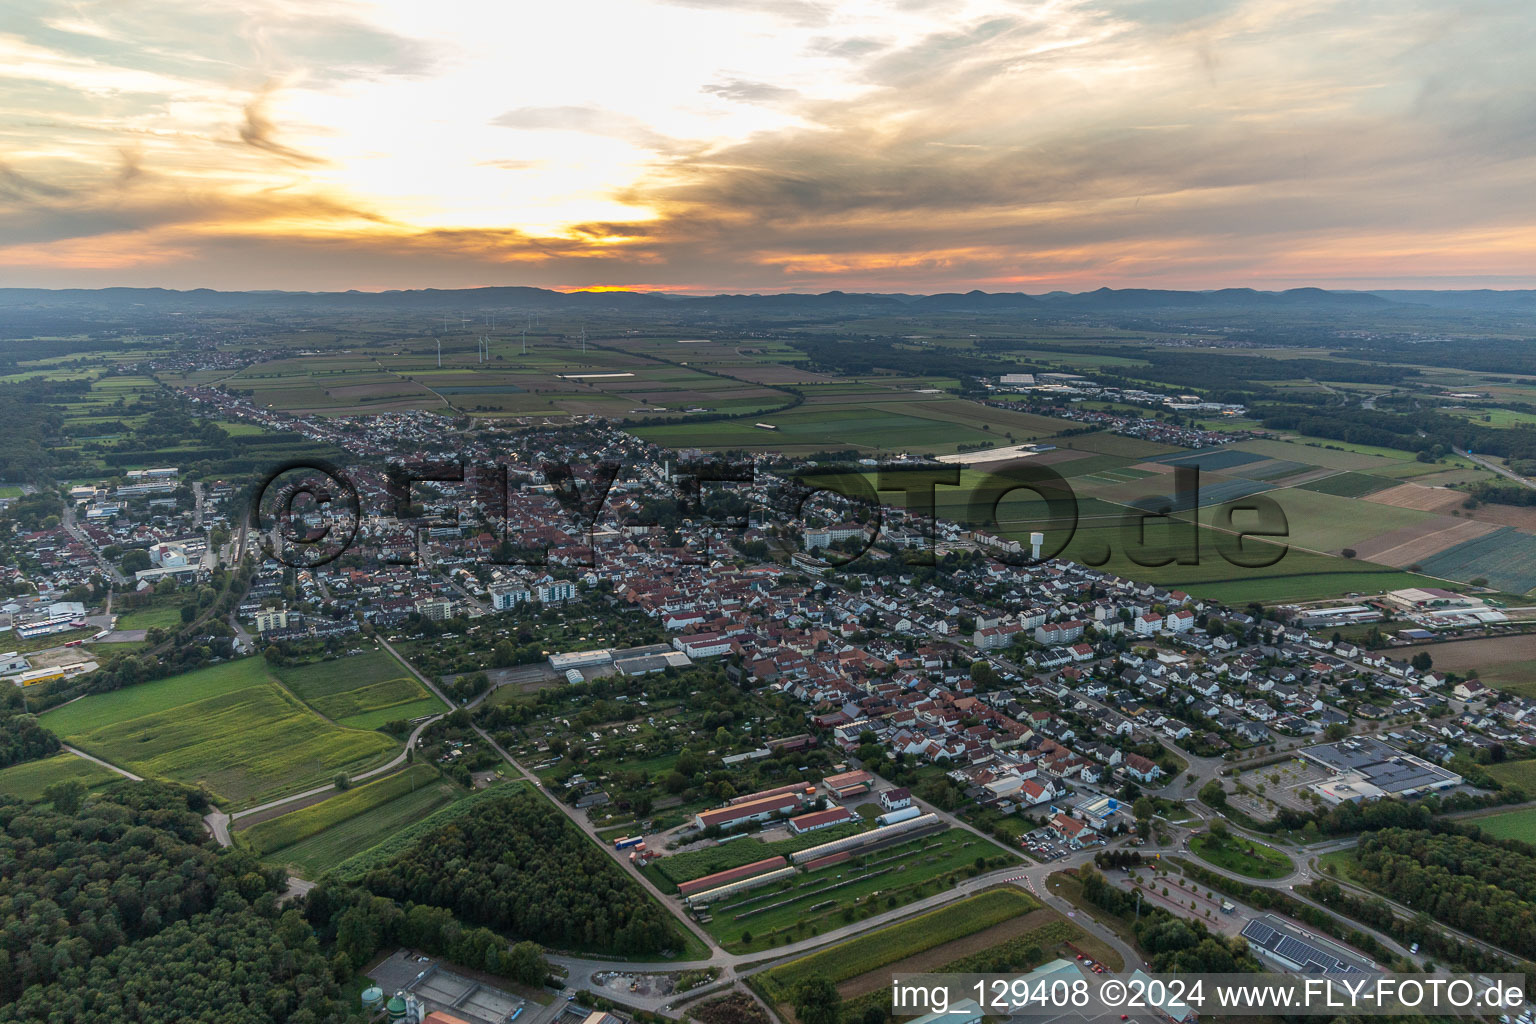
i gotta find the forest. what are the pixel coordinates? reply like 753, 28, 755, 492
0, 781, 357, 1023
1348, 827, 1536, 961
0, 689, 60, 769
358, 787, 688, 955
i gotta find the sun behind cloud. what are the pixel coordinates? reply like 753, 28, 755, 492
0, 0, 1533, 290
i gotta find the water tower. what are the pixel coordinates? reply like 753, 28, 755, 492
1029, 531, 1044, 559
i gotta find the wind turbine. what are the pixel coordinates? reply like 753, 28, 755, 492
580, 324, 587, 355
436, 338, 442, 368
521, 328, 527, 355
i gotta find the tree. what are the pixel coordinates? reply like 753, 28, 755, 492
43, 779, 86, 814
505, 940, 548, 985
969, 660, 999, 689
1411, 651, 1433, 672
333, 772, 351, 790
794, 976, 843, 1024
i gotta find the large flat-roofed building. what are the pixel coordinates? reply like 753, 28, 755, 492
1383, 587, 1480, 612
1300, 736, 1461, 803
613, 644, 692, 676
1293, 605, 1381, 629
803, 524, 865, 550
1241, 914, 1376, 975
548, 649, 614, 672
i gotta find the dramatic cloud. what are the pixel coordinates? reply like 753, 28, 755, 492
0, 0, 1532, 289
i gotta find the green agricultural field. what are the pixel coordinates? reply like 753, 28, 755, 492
43, 658, 399, 808
806, 464, 1440, 603
635, 389, 1080, 456
1487, 760, 1536, 793
1295, 471, 1395, 497
239, 765, 463, 876
649, 821, 872, 890
0, 752, 119, 802
274, 648, 447, 727
1418, 527, 1536, 594
757, 889, 1038, 1003
1260, 487, 1434, 554
1469, 806, 1536, 843
703, 828, 1018, 950
1189, 832, 1294, 878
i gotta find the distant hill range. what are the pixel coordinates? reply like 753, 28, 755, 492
1, 284, 1534, 314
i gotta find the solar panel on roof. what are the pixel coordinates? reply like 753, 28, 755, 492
1275, 935, 1315, 963
1242, 920, 1277, 945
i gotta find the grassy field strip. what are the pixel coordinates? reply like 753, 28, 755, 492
756, 889, 1038, 1003
331, 781, 527, 881
239, 764, 445, 853
1188, 832, 1294, 879
0, 752, 120, 802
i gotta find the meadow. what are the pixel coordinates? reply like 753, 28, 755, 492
1486, 760, 1536, 793
1188, 832, 1294, 879
0, 752, 119, 801
43, 658, 400, 807
1468, 806, 1536, 844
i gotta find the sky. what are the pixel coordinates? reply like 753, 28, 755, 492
1, 0, 1533, 293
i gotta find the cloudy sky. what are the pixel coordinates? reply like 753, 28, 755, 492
1, 0, 1533, 292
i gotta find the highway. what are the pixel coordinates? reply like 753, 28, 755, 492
1458, 448, 1536, 490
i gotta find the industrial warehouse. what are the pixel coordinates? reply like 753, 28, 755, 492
1299, 736, 1463, 803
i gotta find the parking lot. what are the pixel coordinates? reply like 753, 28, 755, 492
1230, 758, 1332, 816
1021, 827, 1075, 862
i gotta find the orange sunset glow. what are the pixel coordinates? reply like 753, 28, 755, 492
2, 0, 1534, 291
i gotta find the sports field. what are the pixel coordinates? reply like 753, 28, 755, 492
43, 658, 400, 807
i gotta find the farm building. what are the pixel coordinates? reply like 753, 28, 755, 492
682, 866, 797, 907
676, 856, 788, 897
789, 806, 855, 834
695, 788, 815, 831
789, 812, 940, 864
821, 769, 874, 798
